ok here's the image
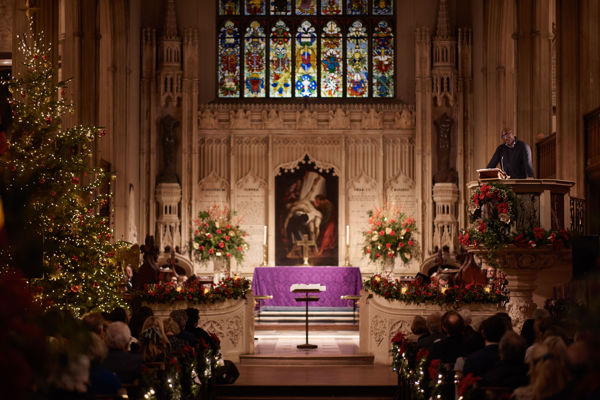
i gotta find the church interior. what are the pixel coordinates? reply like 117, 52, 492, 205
0, 0, 599, 399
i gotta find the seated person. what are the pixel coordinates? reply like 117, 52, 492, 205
481, 331, 529, 390
102, 322, 144, 384
430, 310, 466, 364
463, 315, 507, 377
138, 316, 170, 362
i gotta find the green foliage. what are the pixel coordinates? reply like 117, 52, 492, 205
364, 274, 508, 306
0, 26, 125, 315
139, 276, 251, 304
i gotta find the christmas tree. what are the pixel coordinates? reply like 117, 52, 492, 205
0, 25, 126, 316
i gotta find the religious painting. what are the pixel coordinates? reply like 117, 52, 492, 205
275, 158, 338, 266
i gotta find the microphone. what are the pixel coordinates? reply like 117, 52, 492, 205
500, 156, 505, 172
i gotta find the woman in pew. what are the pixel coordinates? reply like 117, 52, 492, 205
139, 316, 170, 362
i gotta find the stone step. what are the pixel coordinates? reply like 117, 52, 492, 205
239, 353, 374, 366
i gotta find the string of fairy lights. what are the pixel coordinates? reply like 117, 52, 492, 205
1, 22, 126, 315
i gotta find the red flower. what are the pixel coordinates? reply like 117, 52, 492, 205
408, 239, 414, 246
226, 253, 231, 258
366, 248, 371, 253
386, 243, 391, 249
416, 347, 430, 361
219, 242, 225, 248
225, 235, 230, 241
237, 246, 242, 251
428, 359, 440, 380
71, 285, 80, 293
226, 224, 231, 229
71, 176, 80, 184
390, 230, 396, 236
209, 248, 214, 254
379, 230, 385, 236
217, 229, 222, 234
391, 331, 406, 343
533, 227, 544, 240
200, 245, 205, 251
478, 221, 487, 233
457, 373, 482, 396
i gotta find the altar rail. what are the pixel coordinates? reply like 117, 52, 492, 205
359, 290, 502, 365
144, 292, 255, 363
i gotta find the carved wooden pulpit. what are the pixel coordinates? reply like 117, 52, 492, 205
467, 178, 575, 329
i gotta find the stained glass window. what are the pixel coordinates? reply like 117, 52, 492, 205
216, 1, 395, 98
218, 21, 240, 98
269, 20, 292, 97
245, 0, 266, 15
372, 0, 393, 15
320, 21, 343, 97
219, 0, 240, 15
295, 21, 317, 97
271, 0, 292, 15
346, 0, 367, 15
321, 0, 342, 14
244, 21, 266, 97
372, 20, 393, 97
347, 20, 368, 97
296, 0, 316, 15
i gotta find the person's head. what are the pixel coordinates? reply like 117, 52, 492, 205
481, 315, 507, 343
163, 317, 181, 336
411, 315, 428, 336
426, 312, 443, 335
129, 306, 154, 339
438, 274, 451, 287
104, 321, 132, 351
499, 331, 527, 364
185, 307, 200, 331
501, 128, 515, 146
441, 310, 464, 337
486, 267, 496, 280
82, 312, 107, 337
459, 309, 473, 326
108, 307, 129, 324
543, 335, 568, 363
520, 318, 536, 347
169, 309, 188, 332
494, 312, 513, 331
139, 316, 170, 361
527, 343, 568, 399
87, 332, 108, 362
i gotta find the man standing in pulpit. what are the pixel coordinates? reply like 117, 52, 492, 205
486, 128, 535, 179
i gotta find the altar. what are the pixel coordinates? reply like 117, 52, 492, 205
252, 266, 362, 307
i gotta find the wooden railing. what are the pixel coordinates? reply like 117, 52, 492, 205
570, 197, 585, 234
536, 133, 556, 179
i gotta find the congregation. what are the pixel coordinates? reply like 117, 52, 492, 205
398, 308, 599, 399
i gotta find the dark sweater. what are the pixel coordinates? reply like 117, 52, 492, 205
486, 138, 535, 179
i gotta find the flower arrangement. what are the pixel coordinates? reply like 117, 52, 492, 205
461, 182, 516, 251
362, 205, 418, 264
139, 276, 251, 304
459, 183, 573, 261
191, 204, 248, 263
363, 274, 508, 306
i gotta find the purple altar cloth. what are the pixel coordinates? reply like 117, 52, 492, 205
251, 266, 362, 307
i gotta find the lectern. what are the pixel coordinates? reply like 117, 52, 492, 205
291, 284, 326, 349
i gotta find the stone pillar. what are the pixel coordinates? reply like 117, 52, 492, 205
432, 183, 459, 253
155, 182, 182, 253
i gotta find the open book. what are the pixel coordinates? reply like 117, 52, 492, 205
476, 168, 508, 180
290, 283, 326, 292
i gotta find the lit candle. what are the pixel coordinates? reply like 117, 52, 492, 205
346, 225, 350, 246
263, 225, 267, 245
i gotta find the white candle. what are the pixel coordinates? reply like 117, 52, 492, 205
263, 225, 267, 245
346, 225, 350, 246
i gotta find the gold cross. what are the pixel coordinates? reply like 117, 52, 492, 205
297, 234, 316, 266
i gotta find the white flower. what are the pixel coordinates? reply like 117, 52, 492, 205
385, 227, 392, 235
401, 229, 407, 235
193, 242, 199, 249
405, 253, 411, 260
371, 234, 379, 241
229, 230, 235, 236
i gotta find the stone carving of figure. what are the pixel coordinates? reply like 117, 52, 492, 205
200, 108, 217, 129
361, 108, 382, 129
230, 108, 248, 129
159, 115, 179, 183
298, 107, 316, 129
433, 113, 458, 184
395, 108, 415, 129
329, 107, 349, 129
264, 108, 283, 129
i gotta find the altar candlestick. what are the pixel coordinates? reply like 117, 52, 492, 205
263, 225, 267, 245
346, 225, 350, 246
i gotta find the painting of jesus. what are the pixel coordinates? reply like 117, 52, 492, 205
275, 159, 338, 266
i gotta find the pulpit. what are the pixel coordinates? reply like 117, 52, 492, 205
467, 179, 574, 329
